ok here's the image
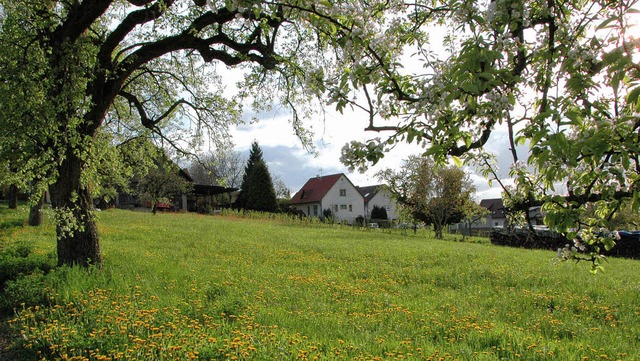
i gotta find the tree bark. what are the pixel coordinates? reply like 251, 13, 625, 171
28, 192, 45, 226
434, 223, 443, 239
8, 184, 18, 209
49, 153, 102, 268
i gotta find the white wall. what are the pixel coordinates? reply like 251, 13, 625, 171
322, 175, 365, 223
367, 190, 398, 220
293, 202, 322, 218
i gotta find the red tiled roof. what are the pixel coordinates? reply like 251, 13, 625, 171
291, 173, 344, 204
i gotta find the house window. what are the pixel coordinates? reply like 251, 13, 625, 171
313, 205, 318, 216
340, 204, 347, 210
334, 205, 338, 212
339, 189, 346, 197
349, 204, 353, 212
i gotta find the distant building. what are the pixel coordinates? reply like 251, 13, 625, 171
449, 198, 505, 236
357, 185, 398, 221
479, 198, 506, 228
451, 198, 546, 235
116, 168, 236, 213
290, 173, 365, 223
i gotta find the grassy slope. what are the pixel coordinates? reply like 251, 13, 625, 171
2, 207, 640, 360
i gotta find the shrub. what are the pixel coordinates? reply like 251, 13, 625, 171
0, 270, 50, 312
0, 244, 56, 288
0, 243, 56, 313
371, 205, 388, 220
322, 208, 334, 223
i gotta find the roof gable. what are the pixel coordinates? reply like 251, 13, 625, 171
479, 198, 505, 218
357, 184, 384, 204
291, 173, 345, 204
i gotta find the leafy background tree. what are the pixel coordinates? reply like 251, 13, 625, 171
272, 174, 292, 212
188, 150, 245, 189
188, 149, 245, 207
458, 199, 491, 240
377, 156, 475, 239
136, 166, 192, 215
237, 142, 277, 212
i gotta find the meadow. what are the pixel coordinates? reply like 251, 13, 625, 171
0, 205, 639, 360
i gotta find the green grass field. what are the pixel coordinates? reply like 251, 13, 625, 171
1, 206, 639, 360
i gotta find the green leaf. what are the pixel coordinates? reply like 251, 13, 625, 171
626, 86, 640, 112
461, 83, 479, 94
597, 16, 619, 30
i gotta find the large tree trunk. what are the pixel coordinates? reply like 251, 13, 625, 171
434, 223, 443, 239
49, 153, 102, 268
8, 184, 18, 209
28, 192, 45, 226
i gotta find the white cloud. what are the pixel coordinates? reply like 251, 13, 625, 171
218, 27, 522, 202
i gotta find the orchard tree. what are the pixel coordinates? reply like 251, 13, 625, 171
340, 0, 640, 270
377, 156, 475, 239
0, 0, 408, 267
459, 198, 490, 240
136, 163, 192, 214
188, 148, 245, 206
189, 149, 245, 188
272, 174, 291, 199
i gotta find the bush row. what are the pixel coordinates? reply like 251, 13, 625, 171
490, 228, 640, 259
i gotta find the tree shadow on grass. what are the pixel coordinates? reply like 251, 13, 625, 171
0, 317, 38, 361
0, 219, 24, 231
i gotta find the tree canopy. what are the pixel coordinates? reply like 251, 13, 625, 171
0, 0, 406, 267
136, 161, 193, 215
377, 156, 475, 238
339, 0, 640, 270
188, 149, 245, 188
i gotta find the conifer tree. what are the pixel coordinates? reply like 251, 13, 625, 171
237, 142, 277, 212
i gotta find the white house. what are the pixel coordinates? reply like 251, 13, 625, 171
357, 184, 398, 221
478, 198, 506, 228
290, 173, 365, 223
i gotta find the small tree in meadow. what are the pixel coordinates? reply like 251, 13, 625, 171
136, 162, 192, 215
377, 156, 475, 239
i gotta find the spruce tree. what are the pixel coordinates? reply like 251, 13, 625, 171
237, 142, 277, 212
